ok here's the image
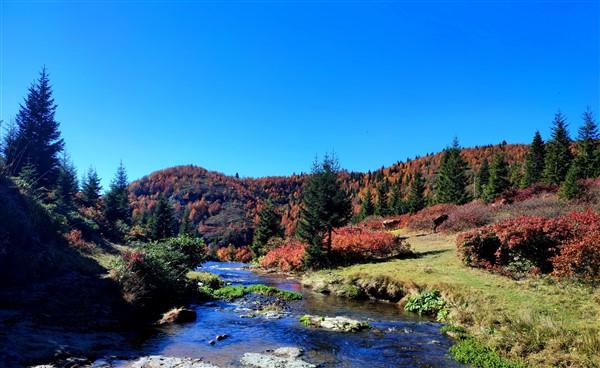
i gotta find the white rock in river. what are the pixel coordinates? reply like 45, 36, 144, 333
300, 315, 369, 332
240, 347, 315, 368
129, 356, 221, 368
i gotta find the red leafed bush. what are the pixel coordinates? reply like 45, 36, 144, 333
552, 231, 600, 282
457, 210, 600, 281
407, 204, 457, 231
357, 216, 386, 230
65, 229, 94, 250
331, 226, 411, 263
216, 246, 235, 262
501, 184, 558, 203
235, 246, 253, 263
260, 239, 306, 272
121, 249, 146, 269
439, 201, 493, 232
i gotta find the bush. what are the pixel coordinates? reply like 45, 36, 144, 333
457, 211, 600, 281
331, 226, 411, 264
439, 201, 493, 232
110, 236, 206, 307
404, 289, 448, 321
235, 246, 253, 263
260, 239, 306, 272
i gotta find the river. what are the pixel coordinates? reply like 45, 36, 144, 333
113, 262, 461, 368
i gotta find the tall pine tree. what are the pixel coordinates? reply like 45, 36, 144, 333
521, 131, 545, 188
575, 108, 599, 179
297, 155, 352, 268
149, 194, 176, 240
251, 200, 283, 257
4, 68, 64, 190
358, 187, 374, 220
543, 112, 572, 184
374, 179, 389, 216
433, 139, 470, 204
475, 159, 490, 198
104, 162, 131, 225
406, 171, 425, 214
388, 180, 404, 215
484, 153, 510, 202
55, 155, 78, 212
81, 167, 102, 207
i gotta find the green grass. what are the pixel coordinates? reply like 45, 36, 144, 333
307, 230, 600, 368
209, 284, 303, 301
245, 284, 303, 300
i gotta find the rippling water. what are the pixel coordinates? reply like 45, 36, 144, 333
116, 262, 461, 368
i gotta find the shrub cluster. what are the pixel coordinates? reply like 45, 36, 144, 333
404, 289, 449, 321
215, 244, 253, 263
260, 239, 306, 272
439, 201, 493, 232
331, 226, 411, 264
110, 235, 206, 307
457, 211, 600, 281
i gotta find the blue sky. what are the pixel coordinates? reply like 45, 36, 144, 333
1, 0, 598, 189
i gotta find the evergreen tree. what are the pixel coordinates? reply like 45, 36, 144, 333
251, 200, 283, 257
55, 155, 78, 212
406, 172, 425, 214
179, 207, 196, 236
358, 187, 374, 220
559, 163, 582, 200
543, 112, 572, 184
149, 194, 176, 240
484, 153, 510, 202
433, 139, 470, 204
508, 162, 523, 189
81, 167, 102, 207
388, 180, 403, 215
475, 159, 490, 198
4, 68, 64, 190
374, 179, 389, 216
1, 120, 18, 175
14, 163, 41, 198
297, 155, 352, 269
104, 162, 131, 225
575, 108, 599, 179
521, 131, 545, 187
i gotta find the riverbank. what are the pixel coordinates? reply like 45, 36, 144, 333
302, 230, 600, 368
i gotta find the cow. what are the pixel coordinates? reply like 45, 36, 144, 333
432, 214, 449, 233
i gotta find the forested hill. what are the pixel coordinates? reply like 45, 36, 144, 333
128, 143, 528, 246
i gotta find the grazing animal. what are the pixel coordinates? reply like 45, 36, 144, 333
432, 214, 449, 233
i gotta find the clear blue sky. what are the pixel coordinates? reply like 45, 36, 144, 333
1, 0, 598, 189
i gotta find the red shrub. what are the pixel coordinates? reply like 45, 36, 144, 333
260, 239, 306, 272
407, 204, 457, 231
501, 184, 558, 203
552, 231, 600, 282
121, 249, 146, 269
457, 210, 600, 281
331, 226, 410, 263
234, 246, 253, 263
216, 245, 236, 262
65, 229, 94, 250
439, 201, 493, 232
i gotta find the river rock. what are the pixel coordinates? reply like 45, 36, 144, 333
300, 315, 369, 332
129, 356, 221, 368
157, 308, 197, 325
240, 347, 315, 368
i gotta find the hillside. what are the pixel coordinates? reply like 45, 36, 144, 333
129, 143, 528, 246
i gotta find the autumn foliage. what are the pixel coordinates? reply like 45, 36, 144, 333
331, 226, 411, 263
260, 239, 306, 272
457, 210, 600, 281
